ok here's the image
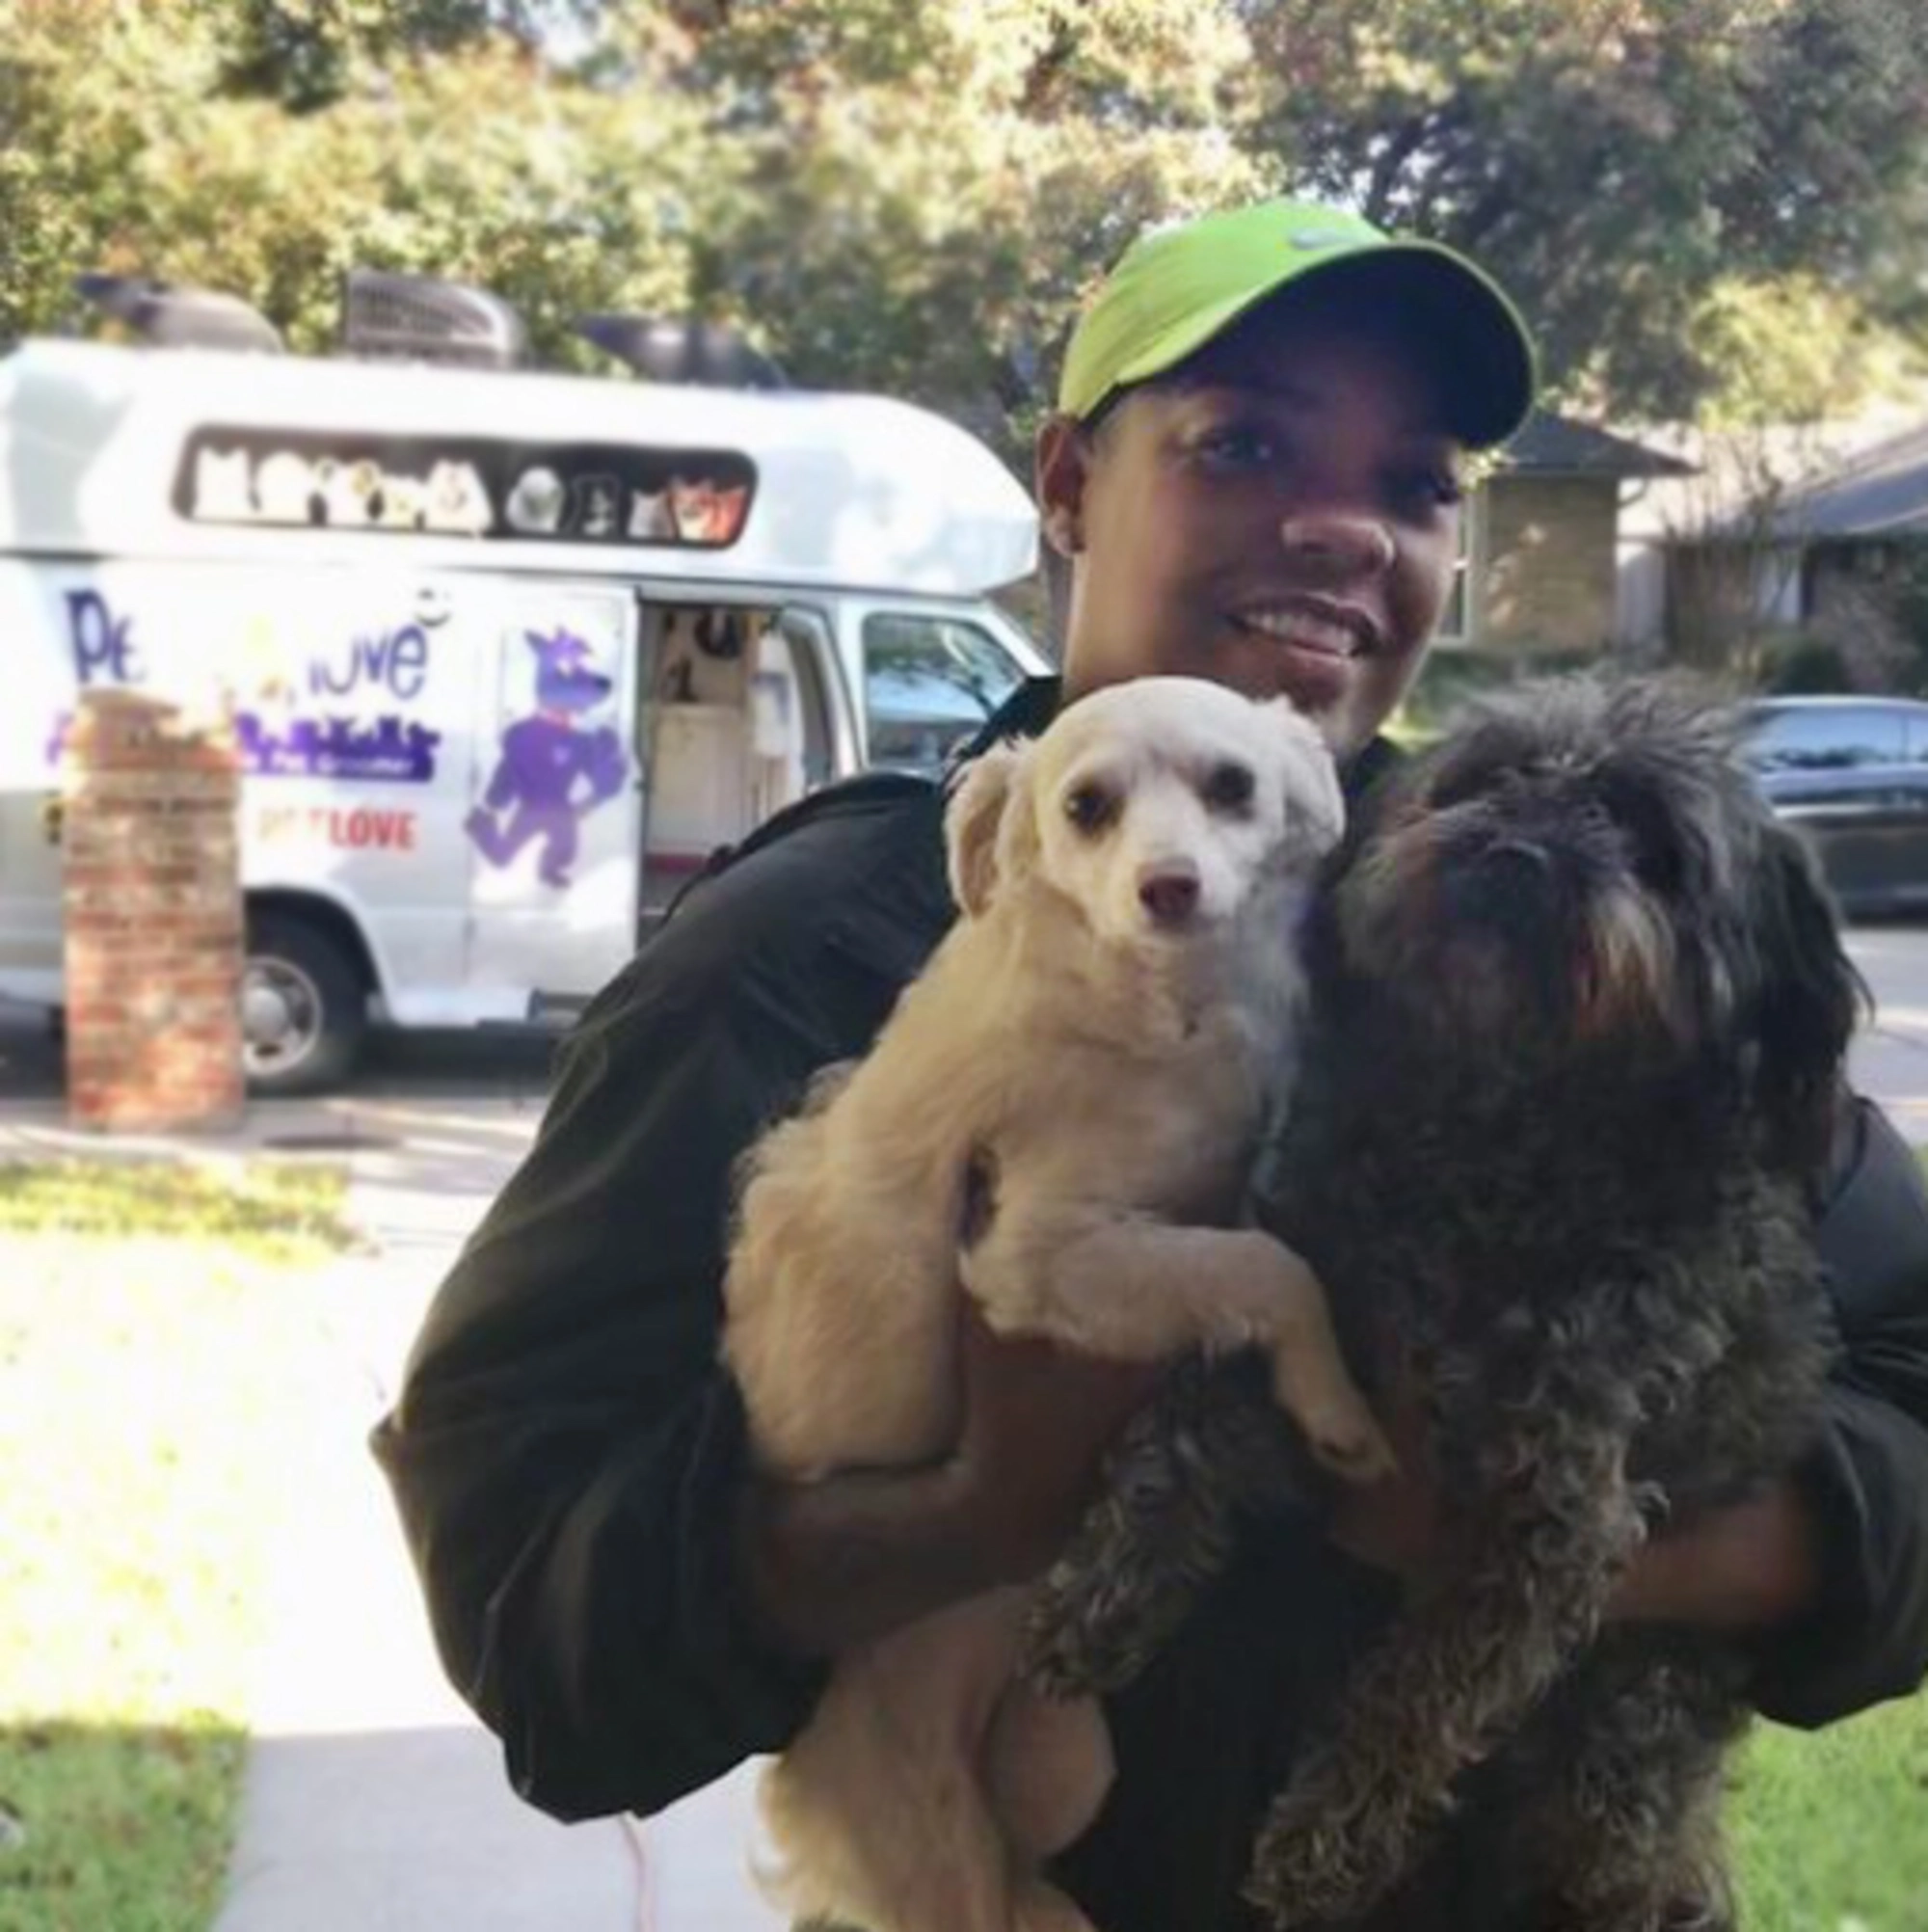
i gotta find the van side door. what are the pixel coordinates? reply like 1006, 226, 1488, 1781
465, 586, 643, 1012
634, 595, 848, 922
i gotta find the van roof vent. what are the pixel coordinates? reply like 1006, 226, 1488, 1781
70, 274, 285, 353
574, 314, 788, 389
341, 268, 527, 370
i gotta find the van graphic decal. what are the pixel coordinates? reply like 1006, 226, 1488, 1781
46, 589, 444, 784
46, 706, 443, 782
176, 429, 756, 550
464, 628, 628, 889
237, 712, 442, 782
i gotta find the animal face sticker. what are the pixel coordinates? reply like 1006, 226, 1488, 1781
176, 433, 751, 548
667, 475, 749, 545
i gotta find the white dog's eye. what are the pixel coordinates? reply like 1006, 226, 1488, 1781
1201, 761, 1256, 816
1063, 781, 1119, 836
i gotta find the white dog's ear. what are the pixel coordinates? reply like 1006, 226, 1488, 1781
1260, 697, 1347, 857
946, 738, 1031, 917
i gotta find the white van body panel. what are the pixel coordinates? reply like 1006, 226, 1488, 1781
0, 341, 1036, 594
0, 340, 1048, 1051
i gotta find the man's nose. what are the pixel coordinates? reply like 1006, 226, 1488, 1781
1278, 514, 1396, 577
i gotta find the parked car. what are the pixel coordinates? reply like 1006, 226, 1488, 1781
1745, 696, 1928, 915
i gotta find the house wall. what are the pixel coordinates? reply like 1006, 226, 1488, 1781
1477, 476, 1620, 653
1660, 539, 1808, 669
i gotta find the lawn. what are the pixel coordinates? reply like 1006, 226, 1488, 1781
1733, 1691, 1928, 1931
0, 1160, 360, 1932
0, 1154, 1923, 1930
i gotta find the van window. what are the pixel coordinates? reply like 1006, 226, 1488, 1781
768, 608, 837, 792
861, 613, 1027, 772
174, 427, 755, 549
1753, 705, 1907, 772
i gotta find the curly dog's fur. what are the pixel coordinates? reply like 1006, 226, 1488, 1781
1026, 677, 1860, 1931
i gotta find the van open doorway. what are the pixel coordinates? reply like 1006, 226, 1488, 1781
636, 599, 837, 926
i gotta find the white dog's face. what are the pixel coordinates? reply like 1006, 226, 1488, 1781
948, 675, 1344, 948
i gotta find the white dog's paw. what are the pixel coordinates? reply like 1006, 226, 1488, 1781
1012, 1879, 1103, 1932
1275, 1364, 1398, 1484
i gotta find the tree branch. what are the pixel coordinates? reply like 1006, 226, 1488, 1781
1364, 113, 1434, 225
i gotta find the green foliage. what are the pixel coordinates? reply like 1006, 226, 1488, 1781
1887, 549, 1928, 685
1252, 0, 1928, 419
6, 0, 1928, 448
216, 0, 534, 110
1760, 632, 1853, 696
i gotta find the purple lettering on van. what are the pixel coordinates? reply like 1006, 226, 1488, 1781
66, 591, 144, 686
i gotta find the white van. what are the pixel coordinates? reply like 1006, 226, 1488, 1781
0, 336, 1048, 1091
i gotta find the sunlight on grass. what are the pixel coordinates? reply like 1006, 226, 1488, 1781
1731, 1692, 1928, 1932
0, 1159, 363, 1258
0, 1162, 356, 1932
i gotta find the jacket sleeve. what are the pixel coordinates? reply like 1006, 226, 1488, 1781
1750, 1097, 1928, 1727
369, 899, 866, 1822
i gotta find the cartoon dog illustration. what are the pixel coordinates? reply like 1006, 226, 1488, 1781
464, 629, 628, 888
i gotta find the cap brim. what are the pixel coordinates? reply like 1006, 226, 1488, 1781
1110, 241, 1538, 450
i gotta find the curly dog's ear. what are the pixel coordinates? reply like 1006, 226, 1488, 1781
1748, 821, 1864, 1175
946, 738, 1033, 918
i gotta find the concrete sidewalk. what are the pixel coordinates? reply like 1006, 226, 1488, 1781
7, 932, 1924, 1931
0, 1087, 784, 1932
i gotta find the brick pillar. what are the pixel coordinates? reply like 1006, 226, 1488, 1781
60, 689, 246, 1133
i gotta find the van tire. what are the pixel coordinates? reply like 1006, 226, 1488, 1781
242, 914, 367, 1097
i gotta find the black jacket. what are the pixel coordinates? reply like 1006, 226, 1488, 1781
372, 683, 1928, 1931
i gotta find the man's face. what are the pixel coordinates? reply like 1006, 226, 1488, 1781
1037, 303, 1466, 756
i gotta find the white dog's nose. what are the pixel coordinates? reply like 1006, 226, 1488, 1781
1138, 863, 1201, 927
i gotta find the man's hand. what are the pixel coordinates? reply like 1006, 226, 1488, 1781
1318, 1354, 1824, 1639
737, 1298, 1164, 1660
945, 1301, 1166, 1584
1323, 1355, 1449, 1586
1609, 1482, 1822, 1631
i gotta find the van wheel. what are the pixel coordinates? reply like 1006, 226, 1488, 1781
242, 915, 368, 1097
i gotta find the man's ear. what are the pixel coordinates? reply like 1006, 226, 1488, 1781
1034, 414, 1092, 558
946, 738, 1031, 917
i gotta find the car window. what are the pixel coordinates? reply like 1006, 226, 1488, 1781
861, 613, 1027, 773
1750, 706, 1907, 772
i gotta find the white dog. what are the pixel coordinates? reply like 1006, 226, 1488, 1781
721, 675, 1390, 1932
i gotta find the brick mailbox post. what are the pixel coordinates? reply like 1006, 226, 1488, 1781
59, 689, 246, 1133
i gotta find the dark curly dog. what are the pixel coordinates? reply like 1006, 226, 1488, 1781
1026, 678, 1860, 1931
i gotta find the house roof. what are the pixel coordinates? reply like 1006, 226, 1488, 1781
1753, 420, 1928, 539
1497, 411, 1694, 480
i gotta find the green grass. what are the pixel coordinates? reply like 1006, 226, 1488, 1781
0, 1162, 359, 1932
0, 1158, 365, 1258
1, 1154, 1923, 1925
1722, 1147, 1928, 1928
1732, 1695, 1928, 1931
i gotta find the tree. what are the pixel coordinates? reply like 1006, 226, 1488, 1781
0, 2, 716, 363
6, 0, 1928, 457
1246, 0, 1928, 418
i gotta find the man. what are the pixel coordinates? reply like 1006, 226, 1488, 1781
374, 201, 1928, 1929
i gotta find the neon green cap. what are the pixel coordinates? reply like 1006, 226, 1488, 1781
1058, 199, 1538, 448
